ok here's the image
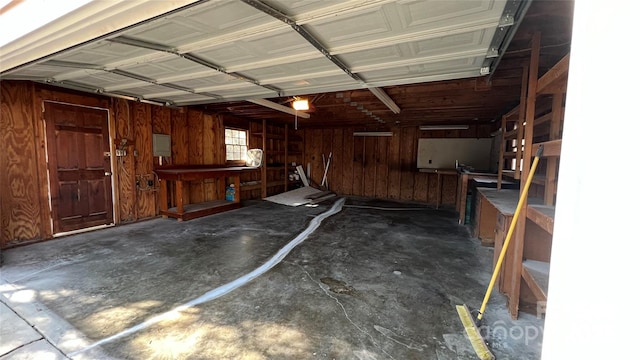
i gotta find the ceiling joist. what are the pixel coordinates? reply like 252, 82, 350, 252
248, 98, 310, 119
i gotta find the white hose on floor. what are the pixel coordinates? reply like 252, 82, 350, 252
70, 198, 345, 356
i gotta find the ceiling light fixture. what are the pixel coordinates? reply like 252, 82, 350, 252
353, 131, 393, 137
292, 98, 309, 111
419, 125, 469, 131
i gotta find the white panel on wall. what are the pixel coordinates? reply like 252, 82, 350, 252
417, 138, 492, 170
152, 133, 171, 157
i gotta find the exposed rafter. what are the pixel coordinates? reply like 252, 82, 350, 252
248, 98, 310, 119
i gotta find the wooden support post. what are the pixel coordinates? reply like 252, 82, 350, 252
261, 119, 267, 199
507, 32, 540, 319
497, 114, 507, 189
515, 65, 529, 180
545, 93, 563, 205
233, 175, 241, 203
176, 180, 185, 217
458, 173, 469, 224
218, 178, 225, 201
285, 123, 289, 192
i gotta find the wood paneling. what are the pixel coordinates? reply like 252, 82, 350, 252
0, 81, 42, 247
1, 79, 493, 247
187, 109, 204, 204
0, 81, 232, 248
114, 98, 136, 222
202, 113, 216, 201
301, 127, 469, 206
399, 127, 416, 201
363, 137, 376, 197
133, 102, 155, 219
340, 127, 354, 196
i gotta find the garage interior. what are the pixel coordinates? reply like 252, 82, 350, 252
3, 0, 631, 359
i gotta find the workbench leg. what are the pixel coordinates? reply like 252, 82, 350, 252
436, 174, 442, 209
233, 176, 241, 203
159, 179, 168, 218
458, 174, 469, 224
176, 180, 184, 215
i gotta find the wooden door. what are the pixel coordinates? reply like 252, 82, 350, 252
44, 102, 113, 233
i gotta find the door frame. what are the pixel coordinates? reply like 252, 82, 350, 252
42, 100, 117, 236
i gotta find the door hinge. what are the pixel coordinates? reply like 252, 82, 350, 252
104, 151, 111, 157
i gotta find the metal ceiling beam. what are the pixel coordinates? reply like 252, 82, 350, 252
485, 0, 532, 79
43, 60, 222, 104
107, 36, 282, 95
35, 79, 170, 107
241, 0, 401, 115
241, 0, 364, 85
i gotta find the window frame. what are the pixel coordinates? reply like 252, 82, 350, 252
224, 127, 248, 165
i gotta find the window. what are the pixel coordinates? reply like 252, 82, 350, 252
225, 128, 247, 161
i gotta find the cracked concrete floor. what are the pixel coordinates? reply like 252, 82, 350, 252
0, 197, 543, 359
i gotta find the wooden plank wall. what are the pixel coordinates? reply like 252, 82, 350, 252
301, 126, 491, 205
0, 81, 43, 245
0, 81, 227, 248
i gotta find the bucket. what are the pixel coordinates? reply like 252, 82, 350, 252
225, 184, 236, 201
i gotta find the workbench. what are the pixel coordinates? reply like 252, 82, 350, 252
154, 165, 258, 221
418, 168, 458, 209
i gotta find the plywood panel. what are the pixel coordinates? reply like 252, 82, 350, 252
0, 81, 42, 247
305, 128, 323, 185
202, 113, 216, 201
187, 109, 204, 203
322, 129, 333, 190
441, 174, 458, 205
363, 137, 376, 197
171, 109, 189, 205
351, 134, 364, 196
427, 174, 437, 203
341, 128, 354, 196
31, 84, 52, 240
171, 109, 189, 165
413, 171, 428, 202
375, 136, 389, 199
387, 130, 401, 199
113, 98, 136, 222
399, 127, 416, 201
133, 102, 155, 218
331, 128, 344, 195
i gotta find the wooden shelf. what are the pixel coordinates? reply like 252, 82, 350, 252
521, 259, 550, 302
537, 54, 570, 95
531, 175, 546, 186
240, 180, 287, 191
532, 139, 562, 157
533, 112, 553, 126
251, 132, 285, 140
505, 129, 519, 139
527, 204, 555, 234
162, 200, 241, 221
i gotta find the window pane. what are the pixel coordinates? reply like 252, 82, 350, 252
225, 128, 248, 161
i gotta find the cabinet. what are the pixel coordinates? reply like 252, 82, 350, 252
499, 32, 568, 319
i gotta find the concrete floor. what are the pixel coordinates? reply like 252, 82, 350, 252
0, 197, 543, 360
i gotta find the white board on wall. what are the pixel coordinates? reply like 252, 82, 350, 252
417, 138, 492, 170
